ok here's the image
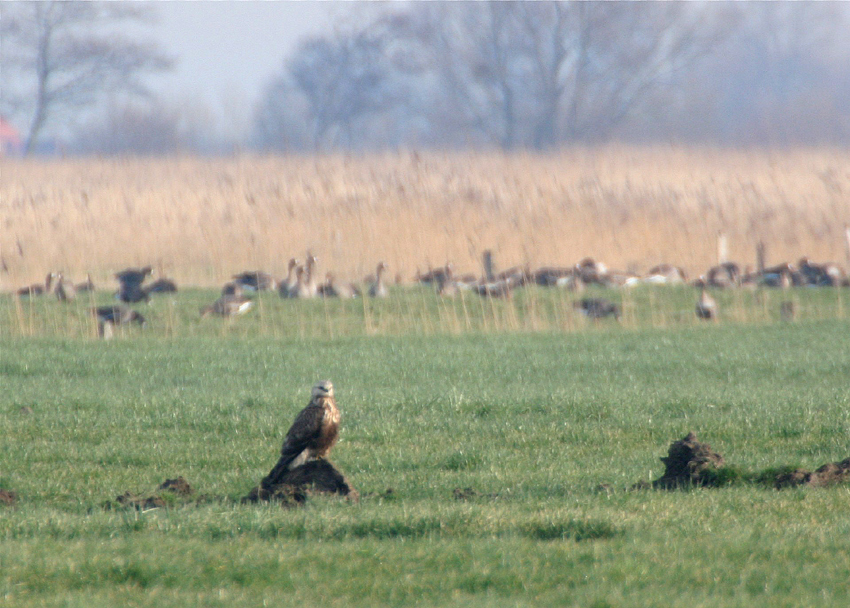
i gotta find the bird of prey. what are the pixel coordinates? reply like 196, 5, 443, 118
268, 381, 340, 478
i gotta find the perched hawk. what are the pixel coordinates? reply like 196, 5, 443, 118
276, 380, 340, 472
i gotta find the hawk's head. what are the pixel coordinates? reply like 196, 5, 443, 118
312, 380, 334, 399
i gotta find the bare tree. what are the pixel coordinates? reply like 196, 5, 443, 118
1, 1, 171, 154
251, 1, 848, 151
288, 28, 398, 149
398, 1, 731, 148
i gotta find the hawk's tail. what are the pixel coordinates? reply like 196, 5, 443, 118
261, 453, 297, 490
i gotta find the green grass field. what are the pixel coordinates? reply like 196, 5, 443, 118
2, 287, 849, 607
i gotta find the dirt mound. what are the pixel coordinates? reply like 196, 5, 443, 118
774, 458, 850, 489
452, 487, 501, 501
103, 476, 200, 510
651, 432, 726, 489
0, 489, 18, 506
243, 459, 358, 506
108, 492, 166, 510
453, 487, 478, 500
159, 476, 194, 496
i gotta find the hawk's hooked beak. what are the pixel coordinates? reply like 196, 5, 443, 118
312, 380, 334, 398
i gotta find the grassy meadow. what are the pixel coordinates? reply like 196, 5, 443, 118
2, 148, 850, 606
2, 285, 850, 607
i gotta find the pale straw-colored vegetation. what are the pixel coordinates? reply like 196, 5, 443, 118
2, 147, 848, 290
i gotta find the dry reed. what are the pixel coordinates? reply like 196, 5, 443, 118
1, 147, 848, 291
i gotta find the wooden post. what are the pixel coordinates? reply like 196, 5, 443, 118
756, 242, 766, 276
717, 232, 728, 265
844, 225, 850, 267
483, 250, 495, 282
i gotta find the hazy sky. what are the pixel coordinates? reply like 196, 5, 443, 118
145, 2, 351, 133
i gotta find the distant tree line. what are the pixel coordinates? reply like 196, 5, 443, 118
0, 1, 171, 155
254, 1, 850, 151
3, 1, 848, 155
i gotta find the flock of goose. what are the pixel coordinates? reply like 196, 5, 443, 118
11, 250, 847, 335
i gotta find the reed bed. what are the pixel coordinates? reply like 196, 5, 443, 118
1, 147, 848, 291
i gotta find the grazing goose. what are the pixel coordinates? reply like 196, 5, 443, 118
278, 258, 299, 298
415, 264, 452, 286
232, 270, 276, 291
706, 262, 740, 288
760, 263, 794, 288
91, 305, 146, 338
695, 288, 717, 320
534, 266, 575, 287
644, 264, 687, 285
559, 273, 585, 292
117, 282, 150, 303
575, 258, 609, 287
575, 298, 620, 319
115, 266, 152, 303
54, 272, 76, 302
304, 253, 319, 298
798, 257, 845, 286
91, 305, 147, 327
369, 262, 388, 298
474, 277, 514, 299
145, 278, 178, 293
17, 273, 55, 297
75, 273, 96, 292
320, 272, 359, 298
115, 266, 152, 286
221, 282, 244, 297
200, 294, 254, 317
291, 265, 315, 299
436, 264, 459, 297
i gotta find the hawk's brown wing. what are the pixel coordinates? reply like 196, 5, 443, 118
279, 402, 324, 467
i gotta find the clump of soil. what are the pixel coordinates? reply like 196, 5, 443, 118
243, 459, 358, 507
453, 487, 478, 500
159, 476, 194, 496
774, 458, 850, 489
103, 476, 200, 510
651, 432, 726, 489
0, 489, 18, 506
452, 487, 501, 501
634, 432, 850, 491
108, 492, 166, 510
242, 483, 307, 508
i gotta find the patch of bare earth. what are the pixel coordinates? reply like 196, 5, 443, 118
775, 459, 850, 489
0, 489, 18, 506
649, 432, 726, 489
243, 459, 358, 507
632, 432, 850, 491
103, 476, 199, 510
